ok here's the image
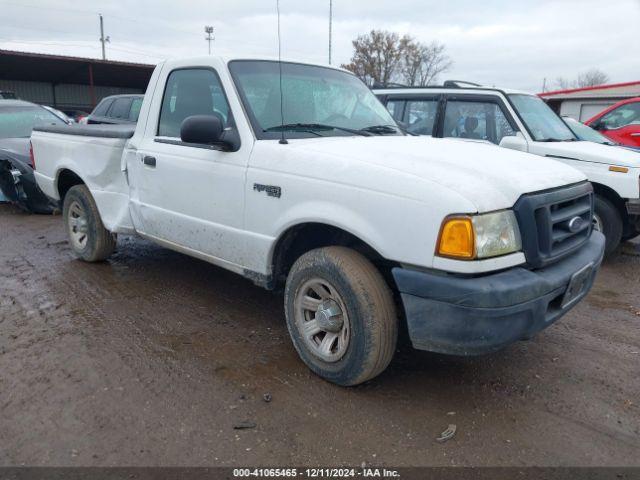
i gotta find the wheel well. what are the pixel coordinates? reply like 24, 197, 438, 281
591, 182, 637, 237
57, 169, 84, 203
592, 182, 627, 219
271, 223, 393, 289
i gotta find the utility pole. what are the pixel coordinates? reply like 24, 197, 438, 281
99, 14, 110, 60
328, 0, 333, 64
542, 77, 547, 93
205, 26, 214, 55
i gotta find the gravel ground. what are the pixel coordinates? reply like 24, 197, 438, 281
0, 204, 639, 467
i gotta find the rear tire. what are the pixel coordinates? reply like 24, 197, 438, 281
593, 194, 622, 257
284, 246, 398, 386
62, 185, 116, 262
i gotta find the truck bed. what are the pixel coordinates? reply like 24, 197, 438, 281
34, 124, 135, 139
31, 125, 135, 234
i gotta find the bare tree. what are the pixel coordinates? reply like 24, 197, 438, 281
341, 30, 410, 86
576, 69, 609, 87
342, 30, 452, 87
400, 41, 452, 86
554, 69, 610, 90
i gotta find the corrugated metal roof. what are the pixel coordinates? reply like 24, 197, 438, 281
0, 49, 154, 68
0, 49, 155, 89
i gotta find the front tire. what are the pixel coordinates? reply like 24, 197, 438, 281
62, 185, 116, 262
284, 246, 398, 386
593, 195, 622, 257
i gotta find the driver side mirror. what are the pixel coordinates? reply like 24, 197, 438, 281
180, 115, 224, 145
590, 121, 603, 131
179, 115, 240, 151
499, 132, 528, 152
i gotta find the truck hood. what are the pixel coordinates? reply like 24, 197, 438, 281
533, 140, 640, 168
293, 135, 585, 212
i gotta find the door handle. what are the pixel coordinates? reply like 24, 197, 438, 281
630, 133, 640, 137
142, 155, 156, 167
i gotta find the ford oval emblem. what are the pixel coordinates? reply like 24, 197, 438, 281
567, 216, 584, 233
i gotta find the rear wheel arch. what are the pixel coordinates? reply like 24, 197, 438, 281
56, 169, 85, 203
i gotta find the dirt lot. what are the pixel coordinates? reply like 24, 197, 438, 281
1, 203, 639, 467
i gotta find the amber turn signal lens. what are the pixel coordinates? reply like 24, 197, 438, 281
437, 217, 475, 259
609, 166, 629, 173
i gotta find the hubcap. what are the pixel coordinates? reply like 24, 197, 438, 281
68, 200, 89, 250
592, 213, 603, 232
294, 278, 350, 363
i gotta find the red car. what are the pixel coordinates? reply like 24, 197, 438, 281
586, 97, 640, 147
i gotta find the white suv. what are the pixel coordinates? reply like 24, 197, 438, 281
375, 83, 640, 256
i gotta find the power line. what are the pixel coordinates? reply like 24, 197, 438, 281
0, 38, 164, 60
0, 0, 200, 38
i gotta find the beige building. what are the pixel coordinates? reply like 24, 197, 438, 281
539, 81, 640, 122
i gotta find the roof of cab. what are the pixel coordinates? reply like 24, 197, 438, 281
161, 55, 351, 73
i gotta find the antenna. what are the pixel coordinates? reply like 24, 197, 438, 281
328, 0, 333, 64
276, 0, 288, 145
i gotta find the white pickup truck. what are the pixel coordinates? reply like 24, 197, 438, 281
31, 56, 605, 386
375, 84, 640, 256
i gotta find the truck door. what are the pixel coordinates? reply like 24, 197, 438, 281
128, 67, 250, 269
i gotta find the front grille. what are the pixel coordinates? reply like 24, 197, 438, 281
514, 182, 593, 269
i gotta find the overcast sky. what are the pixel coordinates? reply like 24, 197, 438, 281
1, 0, 638, 92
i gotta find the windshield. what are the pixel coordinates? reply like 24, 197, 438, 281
509, 94, 575, 141
563, 117, 614, 145
229, 60, 400, 139
0, 105, 66, 138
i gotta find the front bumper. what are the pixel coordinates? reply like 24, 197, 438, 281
392, 232, 605, 355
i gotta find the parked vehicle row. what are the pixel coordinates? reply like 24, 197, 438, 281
374, 85, 640, 255
30, 56, 605, 386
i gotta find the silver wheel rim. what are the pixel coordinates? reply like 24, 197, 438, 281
67, 200, 89, 250
592, 213, 603, 232
294, 278, 350, 363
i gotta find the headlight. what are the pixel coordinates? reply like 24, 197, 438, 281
437, 210, 522, 260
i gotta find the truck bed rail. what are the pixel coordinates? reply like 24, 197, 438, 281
33, 124, 135, 139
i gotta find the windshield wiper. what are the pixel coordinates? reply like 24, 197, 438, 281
264, 123, 372, 136
360, 124, 401, 135
537, 137, 576, 142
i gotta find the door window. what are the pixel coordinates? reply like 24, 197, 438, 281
108, 97, 133, 120
404, 99, 438, 135
158, 68, 230, 138
600, 103, 640, 129
129, 97, 143, 121
385, 99, 404, 121
443, 100, 516, 144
